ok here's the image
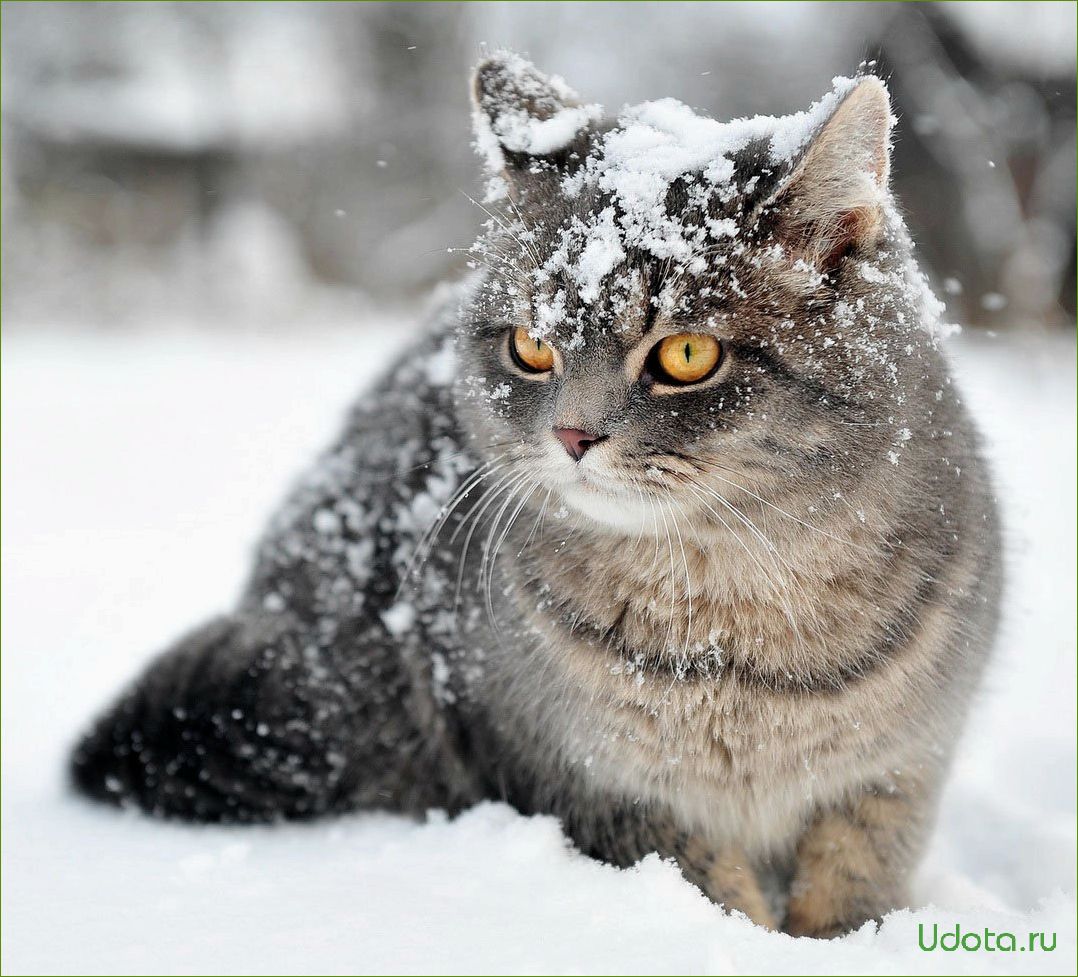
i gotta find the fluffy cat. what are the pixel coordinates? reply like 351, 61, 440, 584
71, 55, 1001, 937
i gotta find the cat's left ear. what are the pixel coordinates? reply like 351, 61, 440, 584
471, 53, 601, 187
768, 77, 894, 270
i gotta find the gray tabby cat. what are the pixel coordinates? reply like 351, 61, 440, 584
72, 56, 1001, 937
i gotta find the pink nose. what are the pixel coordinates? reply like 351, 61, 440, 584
553, 427, 603, 461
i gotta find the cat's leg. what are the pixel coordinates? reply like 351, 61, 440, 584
783, 779, 933, 938
562, 802, 776, 928
70, 612, 438, 821
678, 836, 778, 929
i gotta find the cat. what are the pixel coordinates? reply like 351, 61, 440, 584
71, 54, 1002, 938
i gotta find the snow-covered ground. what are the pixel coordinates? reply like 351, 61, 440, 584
2, 321, 1075, 975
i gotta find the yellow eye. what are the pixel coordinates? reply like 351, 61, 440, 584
650, 333, 722, 385
510, 327, 555, 373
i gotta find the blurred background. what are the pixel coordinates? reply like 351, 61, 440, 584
2, 0, 1075, 333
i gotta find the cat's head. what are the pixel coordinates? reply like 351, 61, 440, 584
456, 54, 944, 534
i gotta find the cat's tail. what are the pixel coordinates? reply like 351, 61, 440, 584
69, 614, 360, 822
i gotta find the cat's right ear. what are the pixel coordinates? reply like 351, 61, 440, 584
764, 77, 893, 271
471, 53, 601, 192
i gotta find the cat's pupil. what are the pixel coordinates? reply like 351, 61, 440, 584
684, 342, 692, 363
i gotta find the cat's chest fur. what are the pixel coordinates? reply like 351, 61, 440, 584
467, 510, 944, 853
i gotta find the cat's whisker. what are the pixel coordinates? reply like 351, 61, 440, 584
681, 476, 798, 577
334, 438, 518, 490
477, 485, 520, 633
483, 479, 542, 631
684, 475, 802, 584
636, 492, 707, 703
693, 460, 879, 555
629, 481, 652, 548
454, 469, 534, 618
552, 511, 584, 556
460, 190, 540, 271
398, 453, 511, 595
504, 195, 543, 270
449, 469, 521, 614
653, 498, 680, 660
638, 482, 666, 574
453, 239, 532, 288
400, 473, 500, 595
478, 476, 522, 589
665, 494, 696, 665
480, 471, 534, 590
679, 481, 785, 600
518, 487, 553, 558
447, 467, 515, 547
680, 480, 812, 656
460, 247, 531, 292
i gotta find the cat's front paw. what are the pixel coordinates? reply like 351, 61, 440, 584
783, 906, 861, 940
783, 886, 885, 939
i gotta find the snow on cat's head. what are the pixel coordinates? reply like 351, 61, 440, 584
456, 53, 946, 534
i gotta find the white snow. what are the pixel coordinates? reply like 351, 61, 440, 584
380, 602, 417, 638
573, 206, 626, 304
478, 71, 891, 330
2, 324, 1075, 975
472, 51, 602, 182
495, 101, 601, 158
587, 80, 857, 202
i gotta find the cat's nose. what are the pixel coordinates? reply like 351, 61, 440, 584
553, 427, 604, 461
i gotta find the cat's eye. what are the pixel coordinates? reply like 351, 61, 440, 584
509, 327, 555, 373
648, 333, 722, 385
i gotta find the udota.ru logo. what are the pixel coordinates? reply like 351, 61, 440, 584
918, 922, 1057, 953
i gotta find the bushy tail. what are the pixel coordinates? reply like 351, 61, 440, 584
70, 615, 360, 822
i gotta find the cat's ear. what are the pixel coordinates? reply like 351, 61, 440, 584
768, 77, 893, 270
471, 53, 601, 187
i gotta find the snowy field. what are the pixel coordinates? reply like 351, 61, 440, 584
2, 320, 1075, 975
